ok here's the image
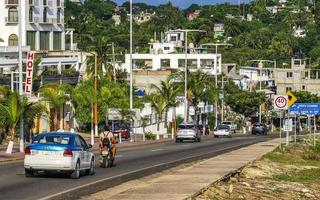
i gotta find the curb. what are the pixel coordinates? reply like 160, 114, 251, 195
0, 156, 24, 164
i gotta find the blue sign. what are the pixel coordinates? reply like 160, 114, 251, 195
289, 103, 320, 115
136, 89, 145, 97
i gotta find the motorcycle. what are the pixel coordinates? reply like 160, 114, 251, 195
99, 144, 114, 168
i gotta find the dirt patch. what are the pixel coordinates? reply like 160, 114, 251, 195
194, 137, 320, 200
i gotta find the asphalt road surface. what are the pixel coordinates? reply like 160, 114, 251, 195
0, 134, 279, 200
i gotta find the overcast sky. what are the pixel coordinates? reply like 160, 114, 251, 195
113, 0, 247, 9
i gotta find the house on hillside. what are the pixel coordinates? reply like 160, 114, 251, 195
112, 14, 121, 26
133, 11, 155, 24
187, 10, 200, 21
293, 26, 306, 38
214, 23, 225, 39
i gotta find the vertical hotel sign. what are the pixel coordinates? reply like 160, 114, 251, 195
25, 52, 35, 96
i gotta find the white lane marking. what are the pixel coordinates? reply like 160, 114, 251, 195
115, 155, 123, 158
151, 149, 165, 152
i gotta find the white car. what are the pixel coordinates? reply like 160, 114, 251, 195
214, 125, 233, 138
222, 121, 236, 133
175, 123, 201, 143
24, 132, 95, 179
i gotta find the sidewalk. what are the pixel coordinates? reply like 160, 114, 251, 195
81, 139, 280, 200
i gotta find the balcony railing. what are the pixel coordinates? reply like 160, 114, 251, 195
5, 17, 18, 24
42, 73, 80, 86
5, 0, 18, 6
39, 18, 54, 24
0, 46, 30, 53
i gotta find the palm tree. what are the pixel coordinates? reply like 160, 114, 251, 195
0, 92, 46, 141
188, 70, 215, 123
40, 84, 70, 131
151, 78, 181, 129
150, 93, 166, 140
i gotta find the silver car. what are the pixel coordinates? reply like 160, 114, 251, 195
175, 123, 201, 143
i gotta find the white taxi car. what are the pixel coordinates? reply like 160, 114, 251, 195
24, 132, 95, 179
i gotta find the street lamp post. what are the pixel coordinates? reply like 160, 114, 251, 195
202, 43, 232, 127
18, 0, 24, 152
169, 29, 205, 123
130, 0, 134, 142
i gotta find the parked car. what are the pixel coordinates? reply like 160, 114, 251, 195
24, 132, 95, 179
109, 121, 130, 139
221, 121, 236, 133
197, 124, 209, 135
214, 125, 233, 138
252, 123, 268, 135
175, 123, 201, 143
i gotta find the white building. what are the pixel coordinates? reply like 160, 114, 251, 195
293, 26, 306, 38
227, 74, 250, 90
0, 0, 68, 51
239, 66, 274, 88
124, 30, 222, 75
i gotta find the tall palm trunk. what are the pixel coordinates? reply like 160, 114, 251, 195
156, 116, 160, 140
8, 127, 15, 141
164, 109, 168, 128
186, 101, 190, 123
172, 106, 176, 138
53, 110, 58, 131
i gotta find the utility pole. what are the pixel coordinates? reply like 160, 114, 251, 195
167, 29, 206, 123
202, 43, 233, 127
112, 42, 116, 82
94, 53, 98, 137
130, 0, 134, 142
184, 31, 188, 123
220, 76, 228, 122
18, 0, 24, 152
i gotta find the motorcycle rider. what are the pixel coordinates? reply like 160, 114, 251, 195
99, 125, 116, 157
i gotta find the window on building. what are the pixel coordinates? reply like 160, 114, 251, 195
8, 0, 18, 4
43, 7, 48, 23
8, 7, 18, 22
40, 31, 50, 50
302, 85, 306, 90
8, 34, 18, 46
57, 8, 61, 23
43, 0, 47, 6
287, 72, 293, 78
53, 32, 62, 50
29, 7, 33, 22
29, 0, 34, 5
27, 31, 36, 50
170, 36, 177, 42
160, 59, 170, 68
164, 47, 170, 50
57, 0, 61, 6
286, 87, 292, 92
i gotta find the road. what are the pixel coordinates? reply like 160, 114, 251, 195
0, 134, 278, 200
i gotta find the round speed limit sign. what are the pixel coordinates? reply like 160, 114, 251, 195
273, 95, 288, 110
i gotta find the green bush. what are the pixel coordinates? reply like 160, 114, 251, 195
145, 131, 156, 140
